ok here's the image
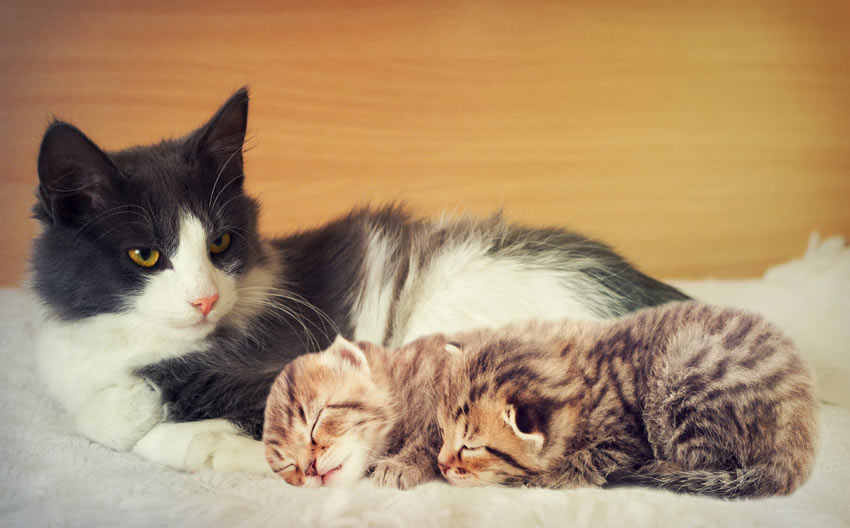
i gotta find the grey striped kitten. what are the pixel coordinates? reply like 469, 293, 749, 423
437, 301, 818, 497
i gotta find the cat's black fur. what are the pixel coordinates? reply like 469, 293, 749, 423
32, 89, 264, 320
31, 88, 689, 441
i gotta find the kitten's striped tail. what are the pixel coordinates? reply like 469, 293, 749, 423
612, 463, 776, 498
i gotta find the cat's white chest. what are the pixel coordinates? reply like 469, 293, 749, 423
39, 309, 188, 398
33, 302, 209, 450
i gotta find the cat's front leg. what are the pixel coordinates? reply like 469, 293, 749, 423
370, 433, 440, 490
75, 379, 164, 451
133, 418, 273, 475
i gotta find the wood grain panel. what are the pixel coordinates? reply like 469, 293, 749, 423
2, 0, 848, 287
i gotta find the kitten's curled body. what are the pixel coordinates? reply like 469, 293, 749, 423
29, 88, 687, 472
438, 301, 818, 498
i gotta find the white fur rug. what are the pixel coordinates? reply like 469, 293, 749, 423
2, 234, 849, 528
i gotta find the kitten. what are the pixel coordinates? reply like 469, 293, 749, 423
437, 301, 818, 498
30, 87, 688, 472
263, 334, 455, 489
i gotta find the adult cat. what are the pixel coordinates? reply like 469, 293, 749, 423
30, 87, 687, 473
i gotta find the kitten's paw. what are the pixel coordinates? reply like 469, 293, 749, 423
76, 379, 164, 450
370, 457, 429, 490
185, 428, 273, 475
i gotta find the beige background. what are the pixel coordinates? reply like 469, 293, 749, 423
1, 0, 848, 287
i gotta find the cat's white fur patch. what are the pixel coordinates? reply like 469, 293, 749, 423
351, 231, 395, 343
390, 238, 604, 346
134, 213, 236, 338
34, 212, 277, 454
134, 418, 273, 475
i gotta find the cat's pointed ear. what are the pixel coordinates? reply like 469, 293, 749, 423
36, 121, 120, 225
503, 404, 545, 452
195, 87, 249, 188
326, 335, 370, 375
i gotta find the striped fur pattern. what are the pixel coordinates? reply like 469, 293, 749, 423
263, 334, 453, 488
437, 301, 818, 498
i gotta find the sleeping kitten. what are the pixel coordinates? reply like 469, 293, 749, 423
263, 334, 455, 488
30, 87, 688, 473
437, 301, 818, 498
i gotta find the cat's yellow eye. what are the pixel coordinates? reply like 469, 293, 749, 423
128, 248, 160, 268
210, 233, 231, 254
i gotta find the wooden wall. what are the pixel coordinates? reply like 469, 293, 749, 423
1, 0, 848, 287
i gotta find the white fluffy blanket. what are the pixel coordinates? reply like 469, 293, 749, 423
2, 235, 849, 528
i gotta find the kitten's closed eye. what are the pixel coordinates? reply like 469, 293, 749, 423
272, 462, 296, 473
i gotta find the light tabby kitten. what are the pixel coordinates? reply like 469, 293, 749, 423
263, 333, 455, 488
438, 301, 818, 497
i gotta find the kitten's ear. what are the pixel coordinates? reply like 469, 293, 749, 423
326, 335, 371, 375
36, 121, 120, 225
195, 87, 249, 188
503, 404, 545, 452
444, 341, 462, 354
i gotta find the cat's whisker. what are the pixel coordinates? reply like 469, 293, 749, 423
215, 195, 253, 222
222, 227, 250, 246
92, 220, 151, 243
73, 205, 153, 245
249, 300, 324, 352
207, 145, 243, 211
238, 286, 341, 337
237, 289, 335, 344
210, 172, 245, 214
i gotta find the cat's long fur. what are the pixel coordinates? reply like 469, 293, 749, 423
29, 88, 687, 472
438, 301, 818, 497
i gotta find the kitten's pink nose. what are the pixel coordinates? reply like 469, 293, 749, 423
305, 459, 318, 477
191, 294, 219, 316
438, 462, 450, 474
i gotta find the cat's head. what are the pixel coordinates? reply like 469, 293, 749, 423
30, 88, 273, 345
263, 335, 395, 488
436, 330, 575, 487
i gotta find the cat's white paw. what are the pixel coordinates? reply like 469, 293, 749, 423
134, 419, 273, 475
184, 428, 273, 475
371, 457, 429, 490
75, 379, 164, 451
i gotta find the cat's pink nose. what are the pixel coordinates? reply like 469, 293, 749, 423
438, 462, 450, 474
191, 294, 219, 316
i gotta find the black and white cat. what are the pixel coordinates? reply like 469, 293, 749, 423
30, 88, 688, 474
